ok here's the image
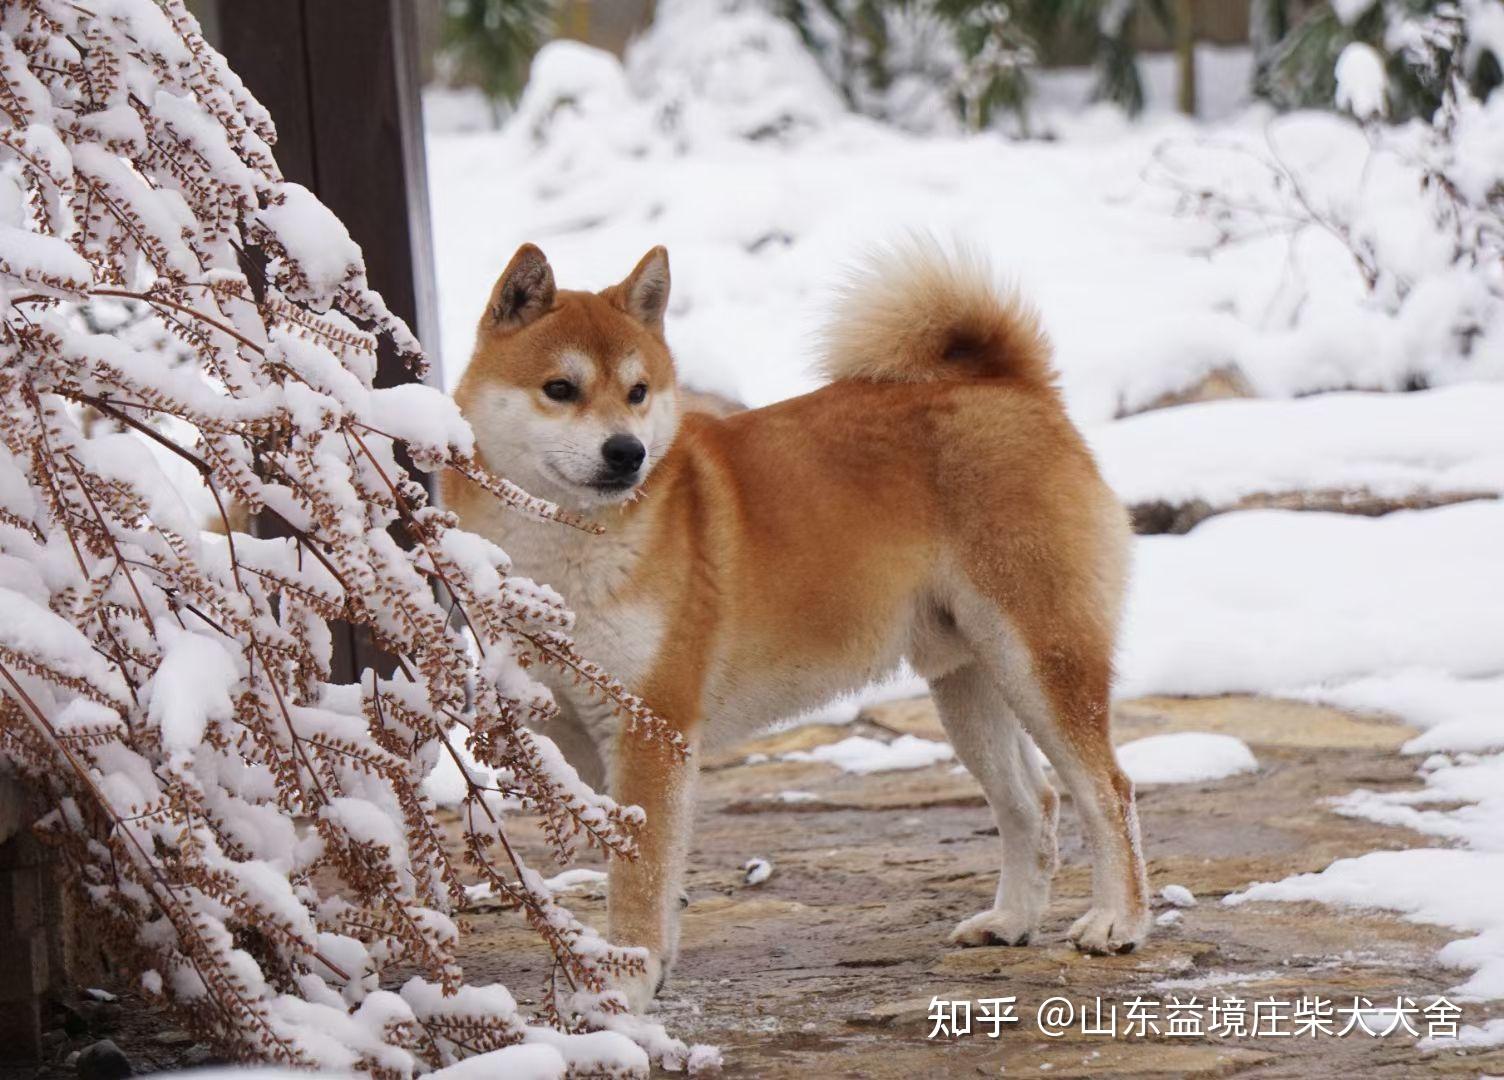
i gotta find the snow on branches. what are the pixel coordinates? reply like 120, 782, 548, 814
1147, 6, 1503, 390
0, 1, 705, 1074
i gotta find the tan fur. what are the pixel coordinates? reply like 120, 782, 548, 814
820, 237, 1054, 387
446, 242, 1150, 1011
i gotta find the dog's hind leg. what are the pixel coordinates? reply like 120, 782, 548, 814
932, 664, 1059, 947
945, 583, 1150, 955
998, 643, 1149, 954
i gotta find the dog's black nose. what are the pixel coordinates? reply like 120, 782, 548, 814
601, 434, 645, 475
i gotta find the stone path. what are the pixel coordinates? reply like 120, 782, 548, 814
462, 694, 1504, 1078
9, 695, 1502, 1078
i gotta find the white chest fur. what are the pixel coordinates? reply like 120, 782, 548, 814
497, 511, 667, 718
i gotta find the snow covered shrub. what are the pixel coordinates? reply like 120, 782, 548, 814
439, 0, 555, 115
776, 0, 1170, 132
625, 0, 847, 143
0, 0, 704, 1073
1151, 5, 1504, 394
777, 0, 1036, 131
1257, 0, 1502, 119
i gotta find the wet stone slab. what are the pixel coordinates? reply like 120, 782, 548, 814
455, 694, 1502, 1077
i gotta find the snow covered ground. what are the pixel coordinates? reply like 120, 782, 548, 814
1092, 384, 1504, 510
425, 0, 1504, 1051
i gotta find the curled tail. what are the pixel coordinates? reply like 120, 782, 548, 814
819, 239, 1055, 388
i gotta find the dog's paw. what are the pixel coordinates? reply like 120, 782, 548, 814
609, 952, 664, 1013
1067, 905, 1149, 955
949, 907, 1039, 948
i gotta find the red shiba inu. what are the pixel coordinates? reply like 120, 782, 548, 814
445, 240, 1150, 1010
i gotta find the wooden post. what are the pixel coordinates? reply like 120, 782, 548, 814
212, 0, 441, 682
2, 4, 440, 1061
0, 787, 50, 1062
1175, 0, 1198, 116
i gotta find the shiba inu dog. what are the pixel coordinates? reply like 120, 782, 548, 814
444, 240, 1150, 1010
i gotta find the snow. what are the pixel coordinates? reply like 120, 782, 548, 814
1223, 651, 1504, 1047
624, 0, 845, 141
1118, 503, 1504, 700
1332, 0, 1379, 25
429, 1044, 567, 1080
429, 36, 1503, 423
1228, 851, 1504, 1002
255, 182, 361, 296
423, 84, 501, 135
147, 631, 237, 754
319, 797, 408, 857
1161, 884, 1197, 908
1116, 733, 1259, 785
773, 790, 819, 804
522, 1026, 649, 1077
1091, 385, 1504, 510
0, 220, 93, 293
543, 867, 607, 893
1335, 43, 1388, 119
1284, 671, 1504, 756
1335, 753, 1504, 850
782, 734, 954, 775
420, 722, 507, 808
367, 383, 475, 463
432, 92, 1243, 416
0, 586, 132, 708
742, 857, 773, 886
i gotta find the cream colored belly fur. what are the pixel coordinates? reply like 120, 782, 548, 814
492, 504, 976, 777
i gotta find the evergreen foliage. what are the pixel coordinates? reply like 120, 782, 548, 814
1258, 0, 1502, 119
776, 0, 1173, 130
440, 0, 556, 108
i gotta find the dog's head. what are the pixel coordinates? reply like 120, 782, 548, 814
457, 243, 680, 510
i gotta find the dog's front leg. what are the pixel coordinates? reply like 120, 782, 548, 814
607, 718, 699, 1011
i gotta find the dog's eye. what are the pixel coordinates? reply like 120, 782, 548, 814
627, 382, 648, 405
542, 379, 577, 402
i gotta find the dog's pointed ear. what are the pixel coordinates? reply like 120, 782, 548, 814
486, 243, 555, 331
609, 246, 671, 334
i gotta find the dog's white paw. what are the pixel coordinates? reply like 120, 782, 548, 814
1067, 905, 1149, 955
609, 952, 664, 1013
949, 907, 1040, 948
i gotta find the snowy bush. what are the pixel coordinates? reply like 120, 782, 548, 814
626, 0, 847, 144
0, 1, 706, 1073
1150, 6, 1503, 394
1258, 0, 1502, 119
776, 0, 1036, 132
775, 0, 1173, 132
